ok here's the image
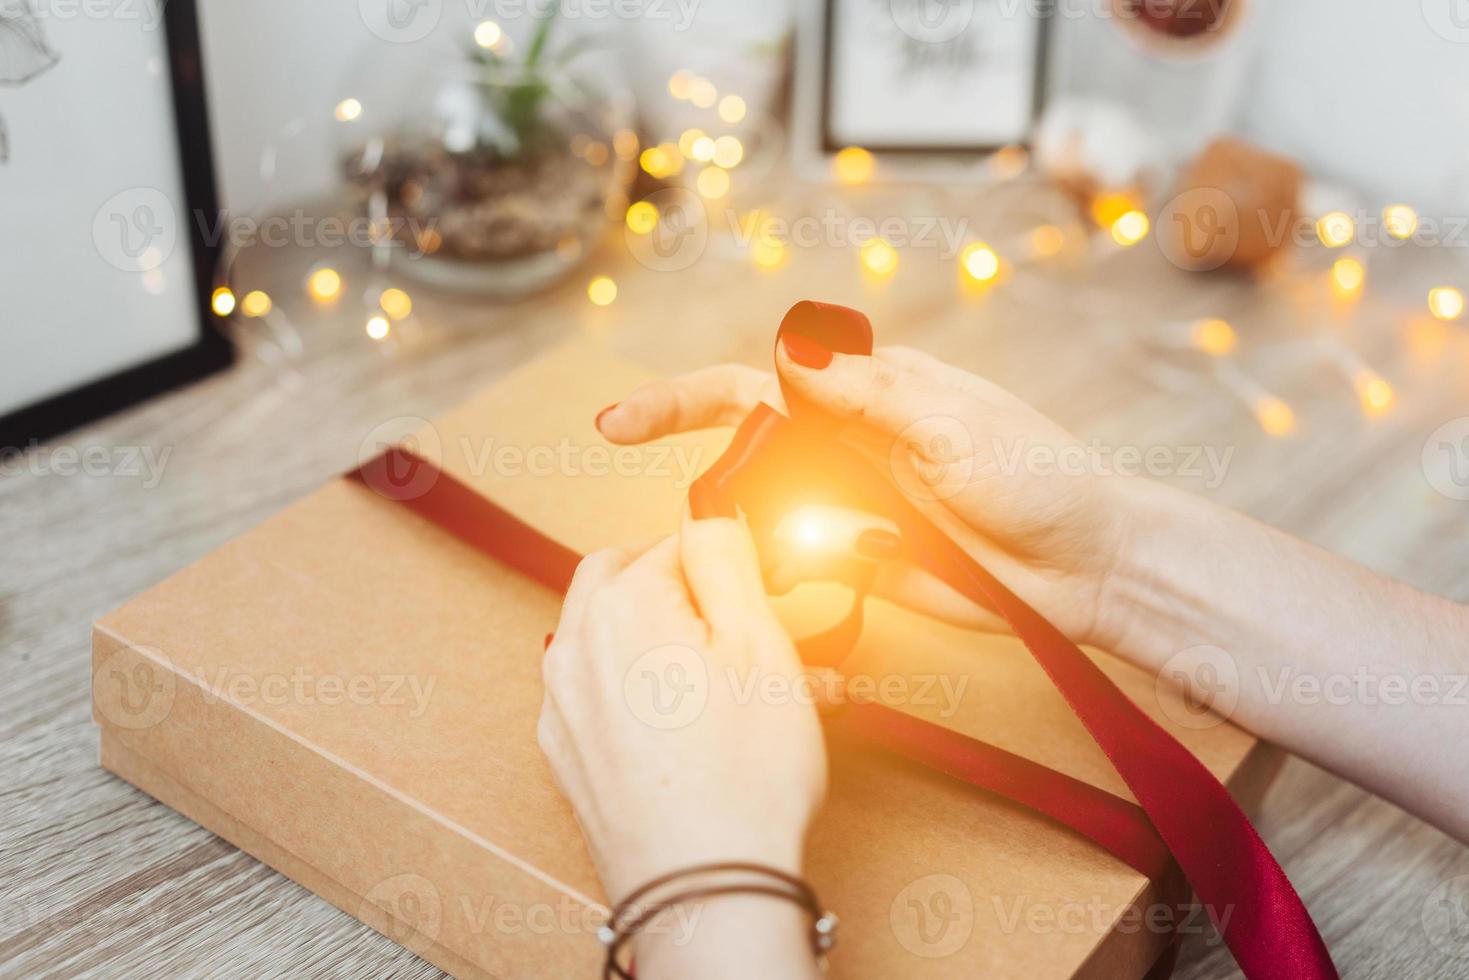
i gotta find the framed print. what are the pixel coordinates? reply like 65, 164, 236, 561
794, 0, 1050, 178
0, 0, 233, 452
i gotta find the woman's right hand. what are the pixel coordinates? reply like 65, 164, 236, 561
595, 335, 1151, 653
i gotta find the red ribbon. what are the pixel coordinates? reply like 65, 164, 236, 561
353, 301, 1336, 979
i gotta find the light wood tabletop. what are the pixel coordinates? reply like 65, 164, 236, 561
5, 185, 1469, 978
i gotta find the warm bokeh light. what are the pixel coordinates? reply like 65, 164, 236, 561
695, 166, 730, 199
1428, 286, 1465, 321
1029, 224, 1066, 258
860, 238, 899, 276
960, 242, 1000, 283
689, 135, 716, 163
334, 98, 363, 123
473, 20, 503, 49
625, 200, 659, 235
583, 141, 608, 166
832, 146, 875, 185
240, 290, 272, 318
1254, 396, 1296, 437
639, 145, 682, 179
667, 70, 693, 100
1110, 210, 1150, 246
210, 286, 236, 317
379, 287, 413, 320
1191, 318, 1236, 356
613, 128, 639, 159
712, 135, 743, 168
1315, 211, 1354, 248
1330, 257, 1365, 296
678, 128, 706, 158
307, 266, 342, 303
717, 94, 747, 124
587, 276, 618, 306
752, 238, 787, 270
1090, 190, 1140, 228
365, 315, 390, 341
1354, 370, 1394, 416
989, 144, 1029, 179
1382, 204, 1417, 240
689, 77, 717, 108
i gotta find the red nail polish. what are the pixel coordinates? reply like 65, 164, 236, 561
594, 403, 619, 430
543, 633, 555, 651
780, 332, 833, 370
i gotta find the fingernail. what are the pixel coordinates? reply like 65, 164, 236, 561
780, 332, 833, 370
688, 479, 737, 520
543, 632, 555, 651
594, 402, 619, 431
855, 528, 903, 560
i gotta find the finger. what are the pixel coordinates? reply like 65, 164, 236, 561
596, 364, 775, 444
557, 546, 637, 639
678, 512, 785, 647
535, 691, 595, 815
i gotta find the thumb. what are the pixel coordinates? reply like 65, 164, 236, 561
678, 510, 782, 644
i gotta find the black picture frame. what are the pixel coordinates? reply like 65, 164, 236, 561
0, 0, 233, 453
818, 0, 1052, 156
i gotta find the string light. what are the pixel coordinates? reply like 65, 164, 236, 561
1330, 257, 1365, 297
712, 135, 743, 168
678, 128, 706, 158
832, 146, 874, 185
334, 98, 362, 123
988, 144, 1029, 179
583, 141, 609, 166
365, 315, 390, 341
695, 166, 730, 199
1191, 318, 1236, 356
960, 242, 1000, 283
587, 276, 618, 306
1315, 211, 1354, 248
752, 238, 787, 270
1110, 210, 1150, 246
307, 267, 342, 303
689, 77, 717, 108
1428, 286, 1464, 321
1353, 370, 1394, 416
473, 20, 503, 49
689, 135, 716, 163
639, 144, 682, 179
210, 286, 236, 317
860, 238, 898, 276
717, 94, 747, 124
1253, 396, 1296, 437
667, 70, 693, 100
1382, 204, 1417, 240
379, 287, 413, 320
1090, 191, 1140, 228
1029, 224, 1066, 258
625, 200, 659, 235
240, 290, 272, 318
613, 129, 639, 159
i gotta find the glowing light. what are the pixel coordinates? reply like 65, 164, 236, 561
1382, 204, 1417, 240
989, 144, 1029, 179
960, 241, 1000, 283
1090, 191, 1140, 228
678, 128, 706, 158
668, 70, 694, 100
1254, 397, 1296, 437
379, 287, 412, 320
587, 276, 618, 307
1354, 370, 1394, 416
689, 77, 717, 108
240, 290, 272, 318
712, 135, 743, 168
860, 238, 899, 277
365, 315, 390, 340
1029, 224, 1066, 258
752, 238, 787, 270
625, 200, 659, 235
794, 513, 828, 548
1316, 211, 1354, 248
717, 94, 747, 124
689, 135, 716, 163
1110, 210, 1150, 246
613, 129, 639, 159
1191, 318, 1236, 356
695, 166, 730, 199
832, 146, 875, 185
583, 141, 609, 166
307, 267, 342, 303
1330, 257, 1365, 297
1428, 286, 1464, 321
334, 98, 363, 123
639, 145, 682, 179
473, 20, 503, 49
210, 286, 236, 317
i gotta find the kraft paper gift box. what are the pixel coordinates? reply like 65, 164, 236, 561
93, 341, 1281, 979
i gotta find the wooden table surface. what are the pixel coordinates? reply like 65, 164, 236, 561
5, 186, 1469, 978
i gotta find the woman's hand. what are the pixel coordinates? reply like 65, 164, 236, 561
539, 517, 828, 978
595, 340, 1140, 651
